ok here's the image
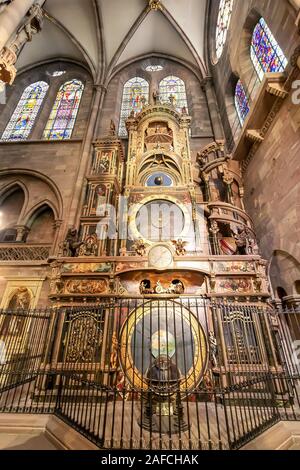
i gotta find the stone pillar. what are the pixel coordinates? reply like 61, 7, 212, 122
0, 0, 35, 51
201, 77, 225, 141
15, 225, 29, 242
0, 1, 44, 84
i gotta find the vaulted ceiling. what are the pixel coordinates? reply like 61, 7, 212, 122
16, 0, 209, 82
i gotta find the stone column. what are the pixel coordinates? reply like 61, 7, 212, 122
201, 77, 225, 141
0, 0, 35, 51
15, 225, 29, 242
0, 1, 44, 84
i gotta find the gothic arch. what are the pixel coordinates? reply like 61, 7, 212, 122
0, 183, 27, 233
269, 250, 300, 297
0, 169, 63, 219
237, 8, 263, 99
0, 180, 29, 217
23, 200, 58, 228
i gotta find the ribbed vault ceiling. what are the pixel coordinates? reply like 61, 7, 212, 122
16, 0, 208, 81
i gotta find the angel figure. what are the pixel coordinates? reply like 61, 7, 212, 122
110, 332, 119, 370
172, 239, 188, 256
132, 239, 148, 257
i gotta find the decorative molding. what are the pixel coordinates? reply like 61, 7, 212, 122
148, 0, 164, 12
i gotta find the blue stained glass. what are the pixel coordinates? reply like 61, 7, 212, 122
235, 80, 250, 126
251, 18, 288, 81
2, 81, 49, 141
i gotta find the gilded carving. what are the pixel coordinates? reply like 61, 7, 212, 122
65, 279, 108, 295
62, 263, 112, 273
218, 279, 252, 293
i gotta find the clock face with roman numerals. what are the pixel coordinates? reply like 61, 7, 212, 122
148, 244, 173, 269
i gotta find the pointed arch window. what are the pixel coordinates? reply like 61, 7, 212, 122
251, 18, 288, 81
119, 77, 149, 137
235, 80, 250, 126
43, 79, 84, 140
159, 76, 188, 112
215, 0, 234, 60
2, 81, 49, 141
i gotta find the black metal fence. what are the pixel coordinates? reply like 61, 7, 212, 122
0, 299, 299, 450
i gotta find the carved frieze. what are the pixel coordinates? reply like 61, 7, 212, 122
65, 279, 108, 295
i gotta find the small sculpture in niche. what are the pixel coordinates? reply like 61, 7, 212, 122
132, 239, 148, 257
140, 280, 184, 295
99, 152, 110, 173
152, 89, 160, 104
78, 234, 98, 257
232, 227, 258, 256
60, 228, 83, 257
109, 119, 116, 136
8, 287, 31, 310
172, 239, 188, 257
232, 227, 248, 255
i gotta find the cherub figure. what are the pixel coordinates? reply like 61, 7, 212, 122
172, 239, 188, 256
132, 239, 148, 257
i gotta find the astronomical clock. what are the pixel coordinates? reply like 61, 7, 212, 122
49, 94, 274, 434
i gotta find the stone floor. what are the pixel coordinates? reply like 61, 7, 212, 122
0, 431, 58, 450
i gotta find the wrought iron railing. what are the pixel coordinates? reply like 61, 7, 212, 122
0, 300, 299, 450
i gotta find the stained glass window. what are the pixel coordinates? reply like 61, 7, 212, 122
2, 81, 49, 141
235, 80, 250, 126
118, 77, 149, 137
216, 0, 234, 60
251, 18, 288, 81
43, 79, 84, 140
159, 76, 188, 112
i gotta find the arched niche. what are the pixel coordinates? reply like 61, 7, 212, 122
25, 204, 56, 244
0, 185, 25, 242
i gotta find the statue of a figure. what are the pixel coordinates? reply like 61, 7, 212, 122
110, 332, 119, 370
245, 228, 259, 255
152, 89, 160, 104
232, 227, 248, 255
197, 152, 208, 168
172, 239, 188, 256
168, 94, 176, 107
109, 119, 116, 136
140, 95, 147, 107
142, 355, 188, 433
133, 239, 147, 257
99, 153, 110, 173
9, 287, 31, 310
23, 5, 44, 42
78, 234, 98, 257
209, 331, 218, 369
61, 228, 83, 257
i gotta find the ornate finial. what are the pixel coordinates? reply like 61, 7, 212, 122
148, 0, 163, 11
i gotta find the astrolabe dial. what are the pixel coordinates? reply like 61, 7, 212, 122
148, 244, 173, 269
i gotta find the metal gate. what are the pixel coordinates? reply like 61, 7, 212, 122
0, 300, 299, 450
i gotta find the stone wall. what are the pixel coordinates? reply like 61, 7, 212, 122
207, 0, 300, 295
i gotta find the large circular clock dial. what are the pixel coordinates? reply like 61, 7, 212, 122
148, 244, 173, 269
136, 199, 184, 242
